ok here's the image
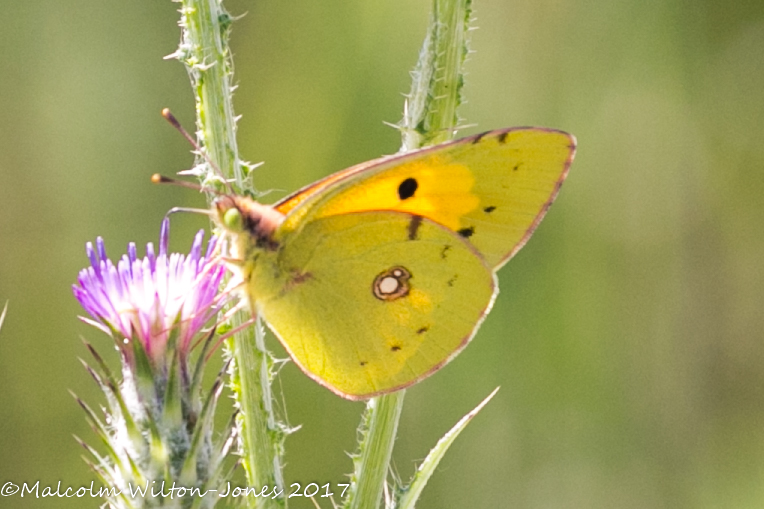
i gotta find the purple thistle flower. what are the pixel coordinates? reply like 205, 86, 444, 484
73, 218, 227, 363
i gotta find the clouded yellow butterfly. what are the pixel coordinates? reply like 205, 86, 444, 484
215, 127, 576, 400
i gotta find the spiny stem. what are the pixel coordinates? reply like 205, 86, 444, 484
175, 0, 242, 188
401, 0, 473, 149
346, 1, 474, 508
345, 391, 405, 509
172, 1, 285, 506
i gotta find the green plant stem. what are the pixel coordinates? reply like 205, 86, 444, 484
227, 317, 285, 506
179, 0, 242, 187
346, 1, 472, 508
401, 0, 473, 150
174, 0, 284, 506
346, 391, 406, 509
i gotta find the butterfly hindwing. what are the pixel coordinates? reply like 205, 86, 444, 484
252, 211, 497, 399
276, 127, 576, 269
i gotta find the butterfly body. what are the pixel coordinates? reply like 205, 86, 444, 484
216, 127, 576, 400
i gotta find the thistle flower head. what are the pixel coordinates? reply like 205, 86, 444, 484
73, 219, 234, 508
73, 218, 226, 365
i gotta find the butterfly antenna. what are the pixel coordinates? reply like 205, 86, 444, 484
152, 179, 215, 221
151, 174, 224, 216
151, 173, 218, 193
161, 108, 236, 194
150, 177, 216, 220
164, 206, 214, 219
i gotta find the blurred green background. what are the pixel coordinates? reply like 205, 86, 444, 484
1, 0, 764, 507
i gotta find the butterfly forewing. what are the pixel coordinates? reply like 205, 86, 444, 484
276, 127, 576, 270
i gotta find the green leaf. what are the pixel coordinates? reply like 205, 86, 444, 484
82, 339, 120, 390
190, 327, 216, 398
179, 361, 228, 485
71, 396, 121, 466
393, 387, 499, 509
162, 344, 184, 431
129, 329, 158, 403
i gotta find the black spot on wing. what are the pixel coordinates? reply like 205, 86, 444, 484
391, 345, 402, 352
458, 226, 475, 238
513, 163, 522, 171
408, 215, 423, 241
441, 244, 451, 259
471, 131, 489, 144
398, 178, 418, 200
417, 326, 429, 335
447, 275, 458, 287
360, 361, 368, 366
498, 132, 508, 143
483, 205, 496, 213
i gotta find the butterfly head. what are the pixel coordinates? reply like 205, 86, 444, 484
214, 195, 284, 250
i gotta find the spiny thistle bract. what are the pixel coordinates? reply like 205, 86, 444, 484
72, 218, 235, 508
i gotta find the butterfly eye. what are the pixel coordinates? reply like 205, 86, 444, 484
373, 266, 411, 301
223, 207, 243, 232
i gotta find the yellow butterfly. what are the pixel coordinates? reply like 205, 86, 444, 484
215, 127, 576, 400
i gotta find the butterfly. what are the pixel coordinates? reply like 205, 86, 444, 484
214, 127, 576, 400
